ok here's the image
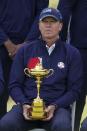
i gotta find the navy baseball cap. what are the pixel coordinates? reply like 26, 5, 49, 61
39, 8, 63, 22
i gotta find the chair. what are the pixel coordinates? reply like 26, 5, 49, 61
29, 129, 46, 131
71, 101, 76, 131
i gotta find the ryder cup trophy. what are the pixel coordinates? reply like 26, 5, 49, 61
24, 58, 54, 120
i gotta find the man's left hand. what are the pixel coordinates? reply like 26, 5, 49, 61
43, 105, 56, 121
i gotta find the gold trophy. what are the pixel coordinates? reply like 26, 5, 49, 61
24, 60, 54, 120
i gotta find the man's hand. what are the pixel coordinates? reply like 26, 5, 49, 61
4, 40, 25, 58
43, 105, 56, 121
4, 39, 17, 58
23, 104, 32, 120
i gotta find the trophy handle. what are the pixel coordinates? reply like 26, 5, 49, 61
24, 68, 31, 77
46, 69, 54, 78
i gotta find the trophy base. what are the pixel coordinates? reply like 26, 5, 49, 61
29, 98, 46, 120
30, 115, 46, 120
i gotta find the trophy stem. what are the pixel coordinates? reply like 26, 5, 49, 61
36, 76, 42, 98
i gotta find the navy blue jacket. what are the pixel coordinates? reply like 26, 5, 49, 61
0, 60, 4, 96
9, 39, 83, 108
58, 0, 87, 48
0, 0, 48, 44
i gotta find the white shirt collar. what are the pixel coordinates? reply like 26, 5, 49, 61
46, 43, 55, 55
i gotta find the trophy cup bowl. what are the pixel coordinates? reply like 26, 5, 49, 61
24, 63, 54, 120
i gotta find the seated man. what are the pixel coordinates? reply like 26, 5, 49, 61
0, 8, 83, 131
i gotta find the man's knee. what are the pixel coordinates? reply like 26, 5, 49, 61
0, 117, 19, 131
51, 119, 72, 131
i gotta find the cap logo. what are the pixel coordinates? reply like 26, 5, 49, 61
42, 8, 52, 14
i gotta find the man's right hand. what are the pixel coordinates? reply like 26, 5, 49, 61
23, 104, 32, 120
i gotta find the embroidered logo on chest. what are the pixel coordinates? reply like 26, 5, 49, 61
57, 62, 65, 69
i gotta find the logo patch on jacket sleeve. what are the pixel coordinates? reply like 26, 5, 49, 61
57, 62, 65, 69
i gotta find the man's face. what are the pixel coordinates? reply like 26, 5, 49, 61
39, 17, 63, 39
